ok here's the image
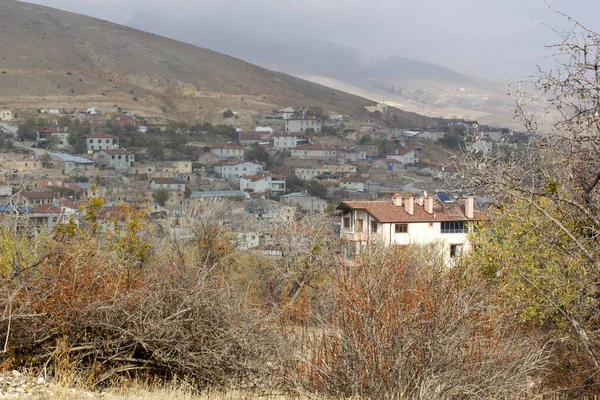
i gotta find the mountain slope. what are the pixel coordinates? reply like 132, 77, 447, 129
0, 0, 436, 127
124, 15, 512, 123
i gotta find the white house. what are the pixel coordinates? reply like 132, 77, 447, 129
337, 195, 482, 263
387, 148, 419, 165
94, 149, 134, 171
214, 160, 263, 182
239, 174, 286, 194
150, 177, 187, 192
209, 144, 246, 160
272, 132, 311, 150
87, 133, 120, 152
340, 177, 368, 192
285, 117, 322, 133
420, 131, 446, 142
291, 144, 337, 160
295, 168, 329, 181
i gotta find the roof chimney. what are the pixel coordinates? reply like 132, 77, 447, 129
392, 193, 402, 207
465, 197, 474, 219
424, 195, 434, 214
404, 194, 414, 215
416, 196, 424, 206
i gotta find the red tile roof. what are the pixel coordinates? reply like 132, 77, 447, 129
32, 205, 62, 214
388, 148, 418, 156
210, 144, 244, 149
87, 133, 119, 139
337, 199, 485, 223
19, 191, 56, 199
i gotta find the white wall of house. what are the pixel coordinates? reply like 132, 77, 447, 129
215, 162, 263, 182
295, 168, 328, 180
150, 181, 186, 191
340, 181, 366, 192
341, 209, 470, 262
388, 150, 417, 164
210, 147, 245, 159
87, 137, 119, 152
291, 148, 337, 159
239, 176, 286, 193
273, 134, 309, 150
285, 119, 322, 133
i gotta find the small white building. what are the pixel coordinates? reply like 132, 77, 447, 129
87, 133, 120, 152
0, 110, 13, 121
209, 144, 246, 160
239, 174, 286, 194
338, 195, 481, 263
329, 114, 344, 121
420, 131, 446, 142
340, 177, 368, 192
387, 148, 419, 165
285, 117, 322, 133
214, 160, 263, 182
49, 153, 95, 174
291, 144, 337, 160
150, 177, 187, 192
272, 132, 311, 150
94, 149, 134, 171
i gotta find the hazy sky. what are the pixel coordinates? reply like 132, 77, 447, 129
23, 0, 600, 79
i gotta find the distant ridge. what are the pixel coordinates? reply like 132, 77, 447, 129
0, 0, 436, 128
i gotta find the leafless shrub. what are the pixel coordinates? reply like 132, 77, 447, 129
287, 245, 548, 399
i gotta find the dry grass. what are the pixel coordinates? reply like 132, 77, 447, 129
28, 381, 307, 400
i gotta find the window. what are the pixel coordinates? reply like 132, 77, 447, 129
343, 217, 351, 229
395, 224, 408, 233
441, 221, 467, 234
371, 220, 378, 233
357, 219, 364, 233
450, 244, 464, 258
118, 155, 122, 160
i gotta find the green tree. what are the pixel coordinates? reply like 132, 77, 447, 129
17, 118, 37, 141
245, 143, 269, 163
306, 180, 328, 198
358, 135, 371, 145
286, 175, 305, 193
222, 109, 234, 118
152, 190, 170, 206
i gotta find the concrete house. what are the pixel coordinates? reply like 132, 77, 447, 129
340, 177, 368, 192
281, 192, 328, 213
291, 144, 337, 160
86, 133, 120, 152
49, 153, 95, 174
285, 117, 322, 133
239, 174, 286, 194
209, 144, 246, 160
214, 160, 263, 182
37, 126, 70, 149
94, 149, 134, 171
150, 177, 187, 192
336, 147, 367, 162
272, 132, 311, 150
15, 191, 58, 208
338, 195, 482, 263
387, 148, 419, 165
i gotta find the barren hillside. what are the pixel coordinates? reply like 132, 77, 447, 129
0, 0, 436, 127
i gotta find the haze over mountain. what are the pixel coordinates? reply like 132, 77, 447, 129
0, 0, 440, 128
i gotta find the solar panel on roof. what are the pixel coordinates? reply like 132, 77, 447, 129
437, 192, 451, 203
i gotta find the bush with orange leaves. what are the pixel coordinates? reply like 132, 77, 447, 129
0, 200, 279, 390
287, 244, 548, 399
